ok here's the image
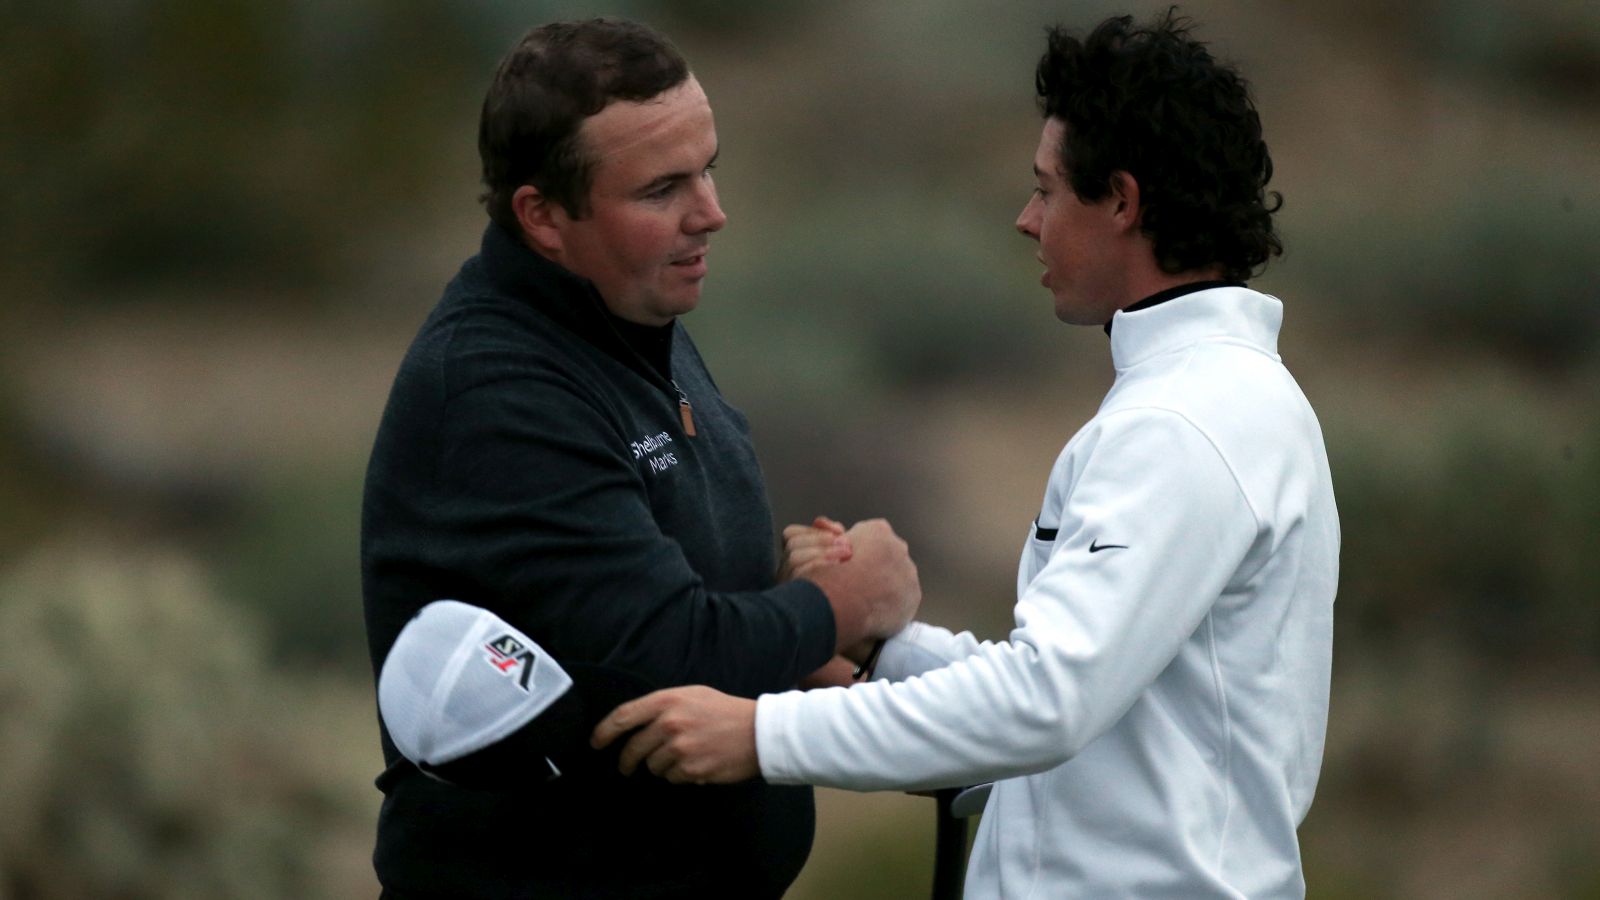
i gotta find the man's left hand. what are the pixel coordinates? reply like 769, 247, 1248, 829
777, 516, 850, 582
591, 686, 759, 784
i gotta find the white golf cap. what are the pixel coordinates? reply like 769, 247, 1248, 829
379, 599, 574, 767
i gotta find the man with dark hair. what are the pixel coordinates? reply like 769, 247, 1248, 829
596, 11, 1340, 898
361, 17, 920, 899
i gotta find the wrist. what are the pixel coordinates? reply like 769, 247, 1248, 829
803, 571, 870, 651
851, 638, 886, 681
841, 637, 878, 665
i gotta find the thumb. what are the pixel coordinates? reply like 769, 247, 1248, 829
813, 515, 846, 535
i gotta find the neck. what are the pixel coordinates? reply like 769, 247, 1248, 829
1117, 266, 1226, 313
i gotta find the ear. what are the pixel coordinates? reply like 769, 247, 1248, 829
512, 185, 567, 259
1106, 170, 1142, 233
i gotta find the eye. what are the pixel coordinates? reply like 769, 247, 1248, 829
644, 183, 675, 200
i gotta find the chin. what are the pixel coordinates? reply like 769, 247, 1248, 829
1052, 302, 1093, 326
656, 296, 701, 321
1052, 292, 1114, 327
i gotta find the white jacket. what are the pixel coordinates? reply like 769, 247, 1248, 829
757, 287, 1339, 898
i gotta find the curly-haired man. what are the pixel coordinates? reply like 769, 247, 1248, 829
596, 10, 1339, 898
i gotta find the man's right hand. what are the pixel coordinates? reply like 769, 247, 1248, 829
799, 518, 920, 651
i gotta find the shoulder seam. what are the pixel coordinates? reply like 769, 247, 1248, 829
1093, 405, 1264, 534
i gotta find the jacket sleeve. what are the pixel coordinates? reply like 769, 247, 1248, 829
873, 621, 986, 683
424, 370, 835, 700
755, 408, 1258, 791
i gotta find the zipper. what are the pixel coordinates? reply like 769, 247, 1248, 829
671, 379, 696, 437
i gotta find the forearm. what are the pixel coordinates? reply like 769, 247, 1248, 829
516, 567, 836, 699
756, 638, 1084, 791
665, 579, 837, 696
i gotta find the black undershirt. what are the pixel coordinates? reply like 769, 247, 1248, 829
1105, 280, 1243, 336
607, 313, 676, 380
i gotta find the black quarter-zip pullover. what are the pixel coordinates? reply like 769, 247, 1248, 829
361, 222, 834, 898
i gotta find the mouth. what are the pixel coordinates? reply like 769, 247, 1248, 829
669, 250, 708, 281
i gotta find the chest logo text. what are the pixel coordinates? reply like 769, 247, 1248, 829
630, 430, 679, 474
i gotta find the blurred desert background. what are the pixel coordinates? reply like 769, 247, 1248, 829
3, 0, 1598, 897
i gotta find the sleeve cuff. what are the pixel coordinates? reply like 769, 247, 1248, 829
755, 689, 806, 784
873, 621, 973, 682
771, 577, 837, 677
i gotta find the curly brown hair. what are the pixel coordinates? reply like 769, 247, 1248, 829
1036, 8, 1283, 281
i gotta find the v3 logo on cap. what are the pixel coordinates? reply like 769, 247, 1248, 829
484, 633, 538, 692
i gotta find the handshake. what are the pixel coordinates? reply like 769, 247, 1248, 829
587, 515, 922, 785
777, 516, 922, 668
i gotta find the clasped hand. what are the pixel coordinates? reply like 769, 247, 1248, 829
590, 516, 886, 784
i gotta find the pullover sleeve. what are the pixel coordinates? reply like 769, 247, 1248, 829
392, 366, 834, 701
755, 409, 1258, 791
873, 621, 985, 683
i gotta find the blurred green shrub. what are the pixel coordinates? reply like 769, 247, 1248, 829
1299, 171, 1600, 371
211, 467, 368, 674
0, 0, 483, 296
1301, 0, 1600, 103
0, 540, 373, 899
1328, 379, 1600, 661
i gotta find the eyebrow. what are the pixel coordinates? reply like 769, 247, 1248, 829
638, 147, 720, 196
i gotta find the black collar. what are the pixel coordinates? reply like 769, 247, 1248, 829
607, 315, 676, 381
1104, 280, 1243, 336
479, 222, 675, 387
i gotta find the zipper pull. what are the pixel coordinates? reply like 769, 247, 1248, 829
672, 380, 696, 437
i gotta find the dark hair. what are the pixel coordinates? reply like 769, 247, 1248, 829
1036, 8, 1282, 281
478, 18, 689, 226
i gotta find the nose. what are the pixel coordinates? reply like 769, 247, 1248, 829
1015, 194, 1041, 240
685, 176, 727, 235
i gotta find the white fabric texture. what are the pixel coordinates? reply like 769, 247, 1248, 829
756, 287, 1339, 899
378, 599, 573, 765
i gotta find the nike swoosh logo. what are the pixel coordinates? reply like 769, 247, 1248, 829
1089, 540, 1129, 553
